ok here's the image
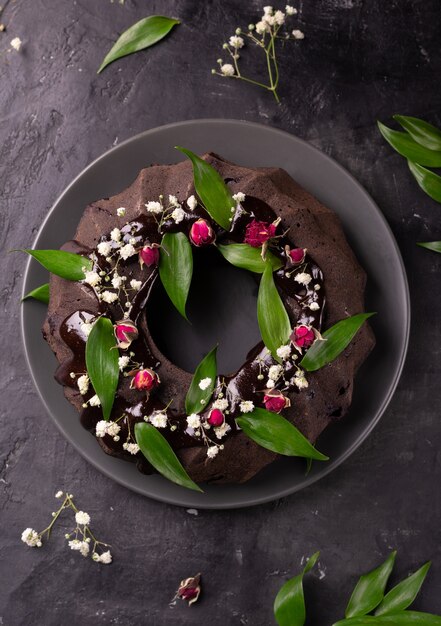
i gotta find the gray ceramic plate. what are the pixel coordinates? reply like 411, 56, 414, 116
21, 119, 410, 509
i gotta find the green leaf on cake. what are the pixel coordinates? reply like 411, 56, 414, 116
218, 243, 283, 273
159, 231, 193, 320
257, 263, 291, 361
175, 146, 235, 230
85, 317, 119, 421
98, 15, 180, 73
22, 283, 50, 304
300, 313, 375, 372
394, 115, 441, 151
185, 345, 217, 415
345, 552, 397, 618
22, 249, 93, 281
408, 161, 441, 202
274, 552, 320, 626
374, 561, 431, 616
417, 241, 441, 254
377, 122, 441, 167
236, 408, 328, 461
135, 422, 202, 492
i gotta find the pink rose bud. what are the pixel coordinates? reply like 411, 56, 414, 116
291, 325, 315, 350
263, 390, 291, 414
189, 219, 215, 246
208, 408, 225, 427
288, 247, 306, 265
130, 368, 160, 391
139, 244, 160, 267
244, 219, 277, 248
176, 574, 201, 606
114, 320, 138, 350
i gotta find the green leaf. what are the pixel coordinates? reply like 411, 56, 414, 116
185, 346, 217, 415
374, 561, 431, 616
176, 146, 235, 230
217, 243, 283, 273
300, 313, 375, 372
274, 552, 320, 626
134, 422, 202, 492
85, 317, 119, 421
345, 552, 397, 618
394, 115, 441, 151
378, 122, 441, 167
98, 15, 180, 73
22, 249, 92, 281
22, 283, 50, 304
236, 408, 328, 461
257, 263, 291, 361
417, 241, 441, 254
159, 232, 193, 320
334, 612, 441, 625
408, 161, 441, 203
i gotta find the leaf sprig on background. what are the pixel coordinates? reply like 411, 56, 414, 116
22, 283, 49, 304
274, 552, 320, 626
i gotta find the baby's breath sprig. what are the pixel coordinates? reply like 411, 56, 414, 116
21, 491, 112, 564
212, 5, 304, 103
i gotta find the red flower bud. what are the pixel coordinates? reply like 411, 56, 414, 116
176, 574, 201, 606
114, 320, 138, 350
139, 244, 160, 268
288, 247, 306, 265
244, 219, 277, 248
207, 408, 225, 427
263, 390, 291, 414
189, 219, 215, 246
291, 324, 315, 350
130, 368, 160, 391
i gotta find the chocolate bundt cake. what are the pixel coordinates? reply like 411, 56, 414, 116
42, 153, 375, 484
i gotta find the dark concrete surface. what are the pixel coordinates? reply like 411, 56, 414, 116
1, 0, 441, 624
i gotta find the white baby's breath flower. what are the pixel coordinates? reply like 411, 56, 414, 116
229, 35, 244, 49
101, 290, 118, 304
214, 422, 231, 439
239, 400, 254, 413
263, 13, 276, 26
274, 10, 285, 25
97, 241, 112, 257
198, 377, 212, 390
89, 394, 101, 407
277, 344, 292, 360
255, 21, 268, 34
268, 364, 283, 381
232, 192, 246, 203
10, 37, 22, 51
118, 355, 130, 371
130, 279, 142, 291
95, 420, 108, 437
119, 243, 137, 260
77, 374, 89, 396
111, 274, 122, 289
293, 370, 309, 389
212, 398, 229, 411
294, 272, 312, 286
266, 379, 275, 389
21, 528, 40, 547
171, 207, 185, 224
123, 442, 140, 455
309, 302, 320, 311
117, 207, 126, 217
149, 411, 167, 428
145, 201, 163, 214
55, 490, 63, 499
84, 271, 101, 287
186, 413, 201, 429
99, 550, 112, 564
206, 445, 219, 459
263, 5, 273, 14
220, 63, 235, 76
75, 511, 91, 526
110, 228, 121, 242
168, 194, 180, 207
106, 422, 120, 437
292, 29, 305, 39
187, 195, 197, 211
285, 5, 297, 15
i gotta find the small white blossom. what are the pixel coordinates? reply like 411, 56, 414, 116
221, 63, 235, 76
255, 21, 268, 34
212, 398, 229, 411
263, 5, 273, 14
187, 195, 197, 211
96, 420, 108, 437
149, 411, 167, 428
98, 550, 112, 564
309, 302, 320, 311
118, 355, 130, 371
145, 201, 163, 214
89, 394, 101, 407
286, 5, 297, 15
101, 290, 118, 304
232, 192, 246, 203
81, 322, 93, 337
21, 528, 40, 547
274, 10, 285, 25
68, 539, 89, 556
168, 194, 180, 207
10, 37, 22, 51
111, 274, 123, 289
229, 35, 244, 49
239, 400, 254, 413
77, 374, 89, 396
55, 490, 63, 499
268, 364, 283, 380
263, 13, 276, 26
294, 370, 309, 389
171, 207, 185, 224
277, 344, 292, 360
187, 413, 201, 429
266, 379, 275, 389
207, 445, 219, 459
84, 271, 101, 287
130, 279, 142, 291
214, 423, 231, 439
292, 29, 305, 39
294, 272, 312, 286
117, 207, 126, 217
119, 243, 137, 260
75, 511, 91, 526
110, 228, 121, 242
106, 422, 121, 437
198, 377, 212, 390
97, 241, 112, 257
123, 442, 140, 455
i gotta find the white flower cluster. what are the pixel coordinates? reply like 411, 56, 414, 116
198, 377, 212, 390
21, 528, 41, 547
146, 410, 168, 428
145, 194, 187, 226
239, 400, 254, 413
95, 420, 121, 441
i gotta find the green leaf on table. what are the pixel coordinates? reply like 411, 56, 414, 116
394, 115, 441, 151
274, 552, 320, 626
22, 249, 92, 281
374, 561, 431, 616
159, 232, 193, 320
345, 552, 397, 618
98, 15, 180, 73
85, 317, 119, 421
408, 161, 441, 203
257, 263, 291, 361
236, 408, 328, 461
334, 612, 441, 625
300, 313, 375, 372
417, 241, 441, 254
377, 122, 441, 167
22, 283, 50, 304
134, 422, 202, 492
185, 345, 217, 415
175, 146, 235, 230
217, 243, 283, 273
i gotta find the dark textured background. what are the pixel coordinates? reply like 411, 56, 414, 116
1, 0, 441, 624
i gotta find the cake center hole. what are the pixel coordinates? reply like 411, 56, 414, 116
146, 246, 262, 374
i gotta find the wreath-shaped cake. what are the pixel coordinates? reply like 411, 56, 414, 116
36, 149, 375, 490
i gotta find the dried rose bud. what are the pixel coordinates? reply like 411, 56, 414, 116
291, 324, 315, 350
244, 219, 277, 248
139, 244, 160, 268
114, 320, 138, 350
176, 573, 201, 606
286, 246, 306, 265
130, 368, 160, 391
207, 408, 225, 427
189, 219, 215, 246
263, 389, 291, 414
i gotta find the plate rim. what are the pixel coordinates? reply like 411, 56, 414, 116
20, 118, 411, 509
